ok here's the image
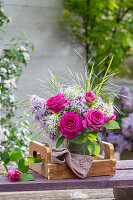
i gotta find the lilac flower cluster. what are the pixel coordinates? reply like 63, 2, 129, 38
122, 113, 133, 139
99, 130, 132, 153
120, 85, 132, 110
70, 96, 89, 114
30, 95, 50, 130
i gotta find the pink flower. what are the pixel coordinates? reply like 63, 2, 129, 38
85, 91, 95, 104
59, 111, 84, 139
46, 94, 70, 114
104, 114, 116, 124
82, 109, 104, 131
7, 170, 21, 181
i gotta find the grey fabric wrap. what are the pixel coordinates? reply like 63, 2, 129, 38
51, 147, 94, 178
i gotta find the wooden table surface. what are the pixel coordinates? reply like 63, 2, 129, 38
0, 160, 133, 192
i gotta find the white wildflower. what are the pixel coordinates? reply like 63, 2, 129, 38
0, 145, 5, 153
3, 58, 9, 63
93, 97, 114, 117
18, 45, 27, 51
4, 78, 16, 89
10, 77, 17, 88
4, 80, 11, 89
2, 128, 10, 137
47, 114, 60, 134
9, 64, 16, 70
22, 52, 30, 62
0, 68, 7, 73
64, 85, 84, 98
0, 127, 5, 143
9, 95, 15, 103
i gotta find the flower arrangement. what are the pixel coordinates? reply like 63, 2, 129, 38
99, 85, 133, 153
30, 55, 120, 156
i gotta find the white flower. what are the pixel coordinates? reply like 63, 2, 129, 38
47, 114, 60, 134
93, 97, 114, 117
9, 64, 16, 70
0, 145, 5, 153
0, 68, 7, 73
22, 52, 30, 62
2, 128, 10, 137
4, 80, 11, 89
64, 85, 84, 98
18, 46, 27, 51
0, 127, 5, 143
10, 78, 17, 88
3, 58, 9, 63
9, 95, 15, 103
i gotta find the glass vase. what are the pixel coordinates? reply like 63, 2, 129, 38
63, 136, 102, 155
63, 139, 90, 155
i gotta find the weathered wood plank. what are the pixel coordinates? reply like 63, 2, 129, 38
0, 189, 114, 200
0, 160, 133, 192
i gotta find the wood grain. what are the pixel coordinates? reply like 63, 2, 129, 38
0, 160, 133, 192
0, 189, 114, 200
28, 141, 116, 180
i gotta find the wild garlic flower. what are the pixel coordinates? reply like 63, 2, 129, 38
93, 97, 114, 117
46, 114, 60, 141
64, 85, 84, 98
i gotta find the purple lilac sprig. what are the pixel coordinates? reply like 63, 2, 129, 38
30, 95, 50, 129
120, 85, 131, 110
70, 95, 89, 114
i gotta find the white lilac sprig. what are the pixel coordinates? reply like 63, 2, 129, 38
45, 114, 60, 141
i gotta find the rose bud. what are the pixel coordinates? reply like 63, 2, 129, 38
85, 91, 95, 104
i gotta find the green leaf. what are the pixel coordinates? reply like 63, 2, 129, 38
56, 136, 65, 148
19, 173, 34, 181
1, 149, 10, 165
27, 157, 43, 163
18, 158, 29, 173
9, 151, 22, 161
3, 163, 8, 172
70, 133, 87, 144
10, 37, 18, 42
87, 141, 100, 156
74, 107, 80, 114
87, 132, 98, 141
104, 120, 120, 129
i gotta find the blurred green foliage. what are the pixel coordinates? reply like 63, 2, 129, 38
61, 0, 133, 76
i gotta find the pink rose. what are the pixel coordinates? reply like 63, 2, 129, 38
82, 109, 104, 131
46, 94, 70, 114
7, 170, 21, 181
85, 91, 95, 104
104, 114, 116, 124
59, 111, 84, 139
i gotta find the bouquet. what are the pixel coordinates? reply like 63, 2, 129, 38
30, 55, 120, 156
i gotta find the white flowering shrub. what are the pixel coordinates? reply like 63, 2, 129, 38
0, 3, 33, 154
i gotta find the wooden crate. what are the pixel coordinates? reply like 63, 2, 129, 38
28, 141, 116, 180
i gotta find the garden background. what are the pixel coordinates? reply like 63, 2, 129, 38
1, 0, 133, 159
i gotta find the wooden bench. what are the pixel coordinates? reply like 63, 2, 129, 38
0, 160, 133, 199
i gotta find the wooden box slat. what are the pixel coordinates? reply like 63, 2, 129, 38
28, 141, 116, 180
